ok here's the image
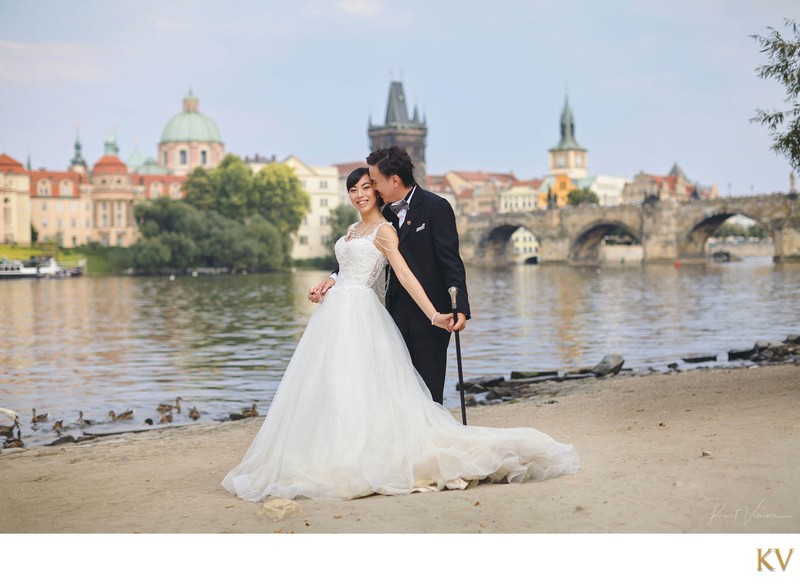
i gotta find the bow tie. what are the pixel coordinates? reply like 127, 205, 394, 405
389, 199, 409, 214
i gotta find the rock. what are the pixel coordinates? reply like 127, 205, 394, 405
499, 374, 563, 387
47, 435, 76, 446
667, 362, 679, 370
457, 376, 505, 391
258, 498, 303, 521
681, 353, 717, 364
562, 373, 598, 381
785, 334, 800, 344
591, 354, 625, 377
510, 370, 559, 380
728, 348, 755, 360
755, 340, 785, 351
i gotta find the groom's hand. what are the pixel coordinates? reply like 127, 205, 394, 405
308, 277, 336, 303
447, 313, 467, 332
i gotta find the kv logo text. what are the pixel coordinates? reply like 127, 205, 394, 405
757, 548, 793, 572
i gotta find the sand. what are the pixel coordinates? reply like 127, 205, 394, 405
1, 363, 798, 534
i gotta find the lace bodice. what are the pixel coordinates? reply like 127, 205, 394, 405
333, 222, 390, 293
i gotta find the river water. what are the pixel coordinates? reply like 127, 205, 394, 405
1, 258, 798, 447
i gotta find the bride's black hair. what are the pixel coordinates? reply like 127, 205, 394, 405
346, 166, 384, 207
346, 167, 369, 191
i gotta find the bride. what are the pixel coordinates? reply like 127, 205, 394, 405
221, 168, 580, 501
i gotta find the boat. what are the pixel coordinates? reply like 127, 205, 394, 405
0, 256, 86, 279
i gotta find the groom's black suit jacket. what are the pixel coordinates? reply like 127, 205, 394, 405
381, 185, 470, 335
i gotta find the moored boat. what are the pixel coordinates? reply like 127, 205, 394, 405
0, 256, 86, 279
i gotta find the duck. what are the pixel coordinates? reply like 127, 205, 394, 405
144, 418, 154, 426
32, 408, 48, 423
157, 397, 183, 414
108, 409, 134, 422
188, 407, 200, 421
159, 412, 173, 424
52, 420, 64, 435
241, 403, 259, 418
75, 411, 94, 426
0, 418, 19, 438
3, 428, 24, 449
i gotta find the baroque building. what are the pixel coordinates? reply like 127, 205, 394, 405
368, 81, 428, 187
157, 91, 225, 175
622, 163, 718, 204
1, 154, 31, 245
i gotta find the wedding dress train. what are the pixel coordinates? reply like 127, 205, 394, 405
221, 224, 580, 501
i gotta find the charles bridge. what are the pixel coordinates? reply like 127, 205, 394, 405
458, 193, 800, 265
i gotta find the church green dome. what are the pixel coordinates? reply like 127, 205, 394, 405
160, 92, 222, 144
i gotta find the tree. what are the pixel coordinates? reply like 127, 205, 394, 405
30, 223, 38, 244
752, 19, 800, 171
328, 204, 359, 255
252, 163, 310, 262
567, 187, 599, 206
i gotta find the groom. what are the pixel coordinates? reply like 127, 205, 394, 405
310, 146, 470, 404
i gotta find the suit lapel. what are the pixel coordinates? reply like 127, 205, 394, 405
398, 189, 422, 244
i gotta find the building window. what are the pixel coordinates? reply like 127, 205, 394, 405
180, 150, 187, 165
101, 201, 108, 227
86, 219, 91, 228
61, 179, 72, 194
71, 218, 76, 228
151, 183, 162, 198
201, 150, 207, 165
163, 152, 168, 166
57, 218, 62, 228
321, 235, 330, 245
117, 235, 124, 246
41, 201, 47, 211
320, 180, 328, 189
170, 183, 181, 198
56, 202, 63, 212
320, 215, 329, 226
37, 180, 51, 195
86, 202, 90, 211
71, 236, 77, 246
116, 202, 123, 226
299, 235, 308, 245
320, 198, 328, 207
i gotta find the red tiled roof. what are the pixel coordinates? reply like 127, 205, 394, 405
457, 187, 475, 199
451, 170, 517, 183
93, 155, 127, 175
29, 169, 87, 197
0, 153, 25, 173
511, 179, 543, 189
333, 161, 367, 176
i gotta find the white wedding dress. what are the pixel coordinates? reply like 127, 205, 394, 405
221, 223, 580, 501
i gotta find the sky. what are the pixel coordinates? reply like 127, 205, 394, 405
1, 0, 798, 195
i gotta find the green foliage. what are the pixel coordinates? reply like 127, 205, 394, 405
752, 19, 800, 172
129, 198, 284, 273
567, 188, 600, 206
328, 204, 359, 255
183, 155, 309, 264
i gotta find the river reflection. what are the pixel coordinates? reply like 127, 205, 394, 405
1, 259, 798, 447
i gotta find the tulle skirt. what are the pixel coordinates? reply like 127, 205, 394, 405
221, 283, 580, 501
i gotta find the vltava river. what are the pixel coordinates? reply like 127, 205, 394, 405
1, 258, 798, 446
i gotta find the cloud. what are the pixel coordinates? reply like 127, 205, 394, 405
0, 39, 105, 85
335, 0, 384, 18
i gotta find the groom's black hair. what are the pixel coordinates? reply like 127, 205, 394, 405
366, 146, 415, 187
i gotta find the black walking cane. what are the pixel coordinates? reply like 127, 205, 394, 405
448, 286, 467, 425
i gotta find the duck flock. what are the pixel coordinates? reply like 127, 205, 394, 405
1, 400, 261, 450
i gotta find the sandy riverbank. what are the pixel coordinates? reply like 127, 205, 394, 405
1, 363, 798, 534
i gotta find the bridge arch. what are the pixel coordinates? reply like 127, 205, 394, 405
570, 220, 642, 264
679, 209, 776, 261
472, 223, 543, 266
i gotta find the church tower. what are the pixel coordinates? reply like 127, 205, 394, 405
368, 81, 428, 187
548, 94, 588, 179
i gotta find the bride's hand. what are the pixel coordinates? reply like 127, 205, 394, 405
308, 277, 335, 303
431, 312, 451, 331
